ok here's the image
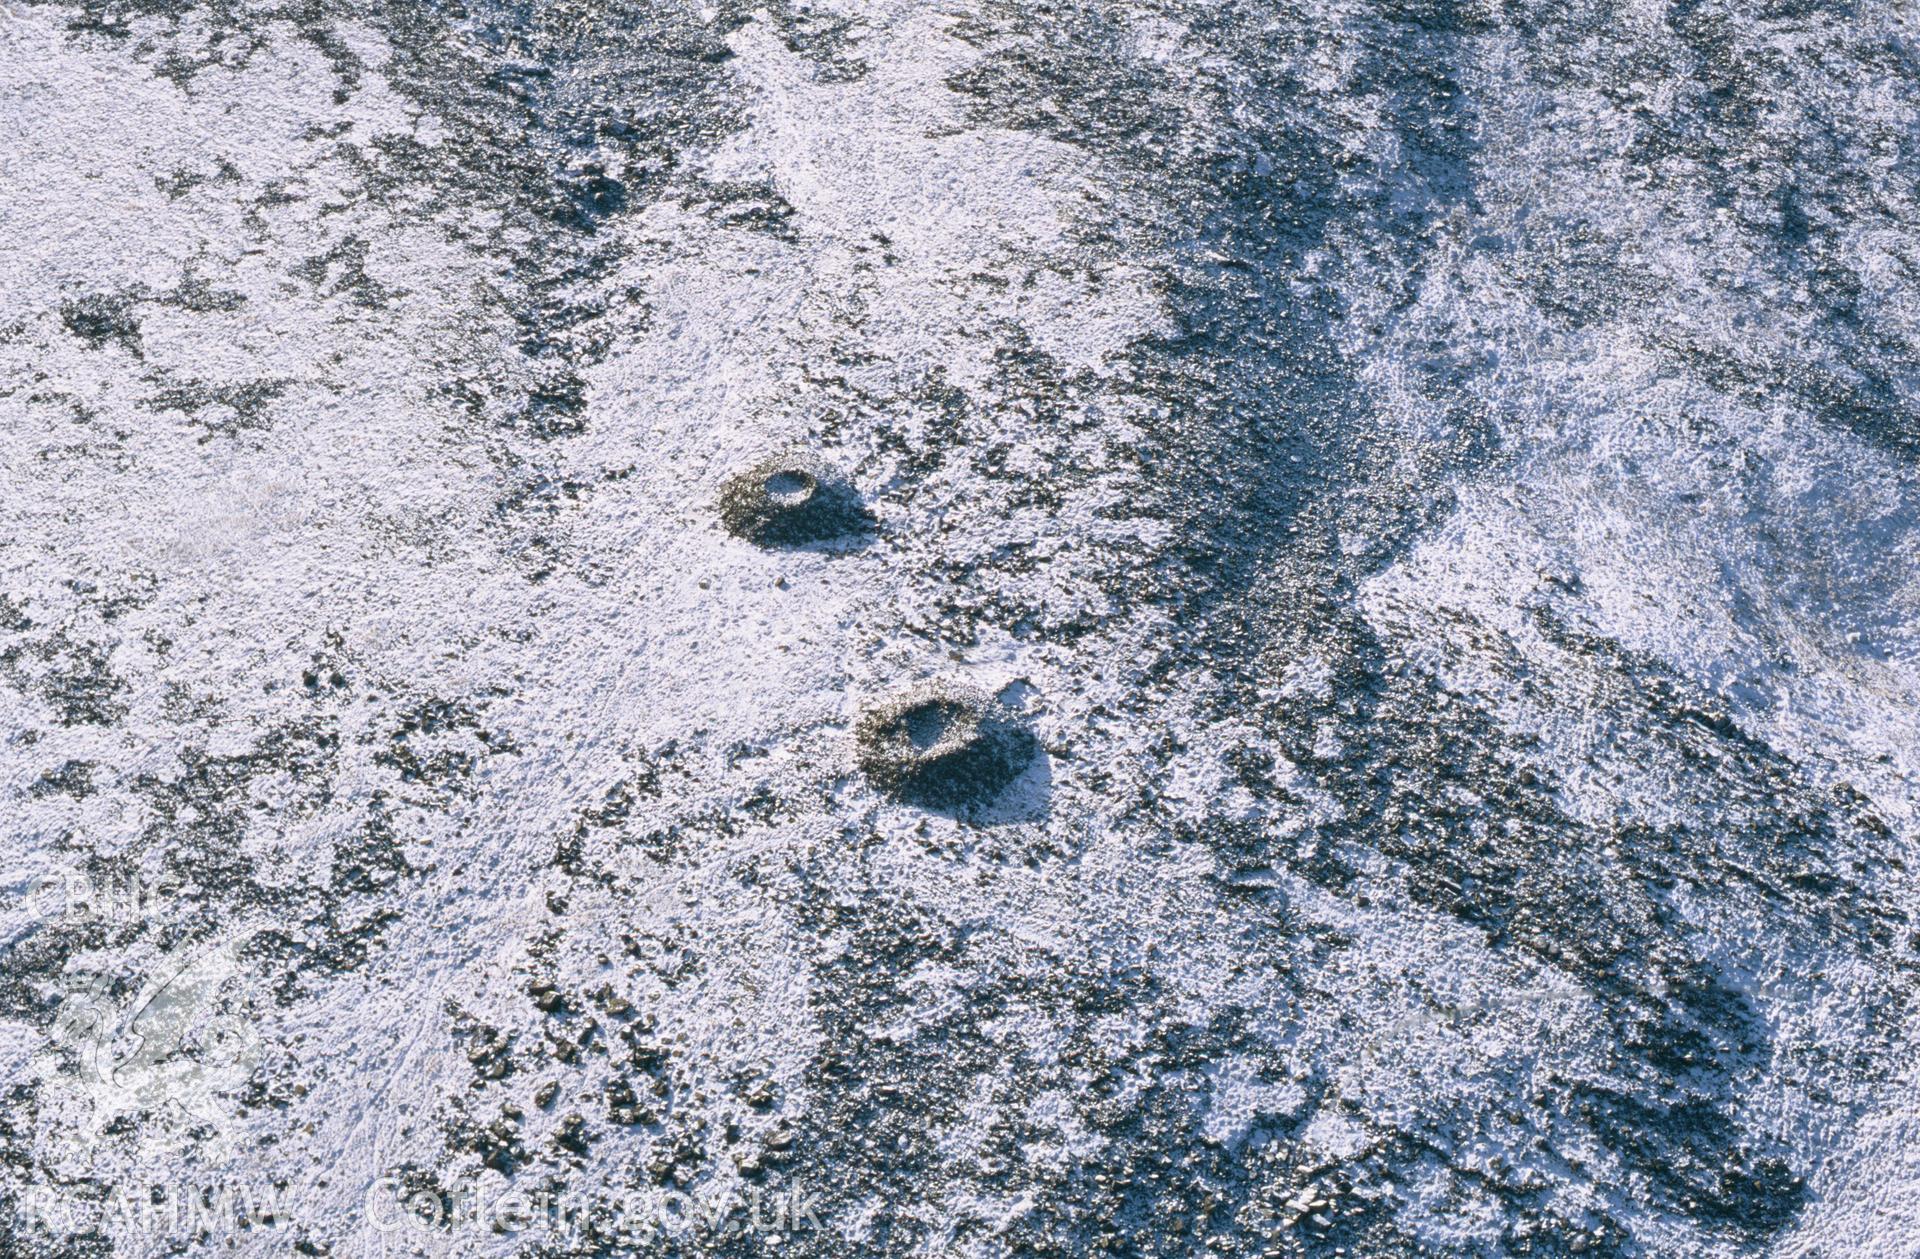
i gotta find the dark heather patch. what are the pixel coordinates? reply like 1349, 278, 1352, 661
29, 760, 97, 800
0, 632, 129, 727
59, 293, 144, 357
144, 379, 292, 442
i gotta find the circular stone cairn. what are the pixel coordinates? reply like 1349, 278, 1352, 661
854, 682, 1036, 808
718, 454, 869, 546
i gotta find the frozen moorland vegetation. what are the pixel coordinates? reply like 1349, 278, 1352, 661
3, 0, 1919, 1255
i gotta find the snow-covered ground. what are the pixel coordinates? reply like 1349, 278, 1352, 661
3, 1, 1918, 1255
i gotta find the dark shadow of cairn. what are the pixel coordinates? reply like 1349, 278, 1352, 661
854, 682, 1036, 809
719, 454, 873, 546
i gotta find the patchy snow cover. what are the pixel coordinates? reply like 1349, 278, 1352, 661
3, 0, 1919, 1256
